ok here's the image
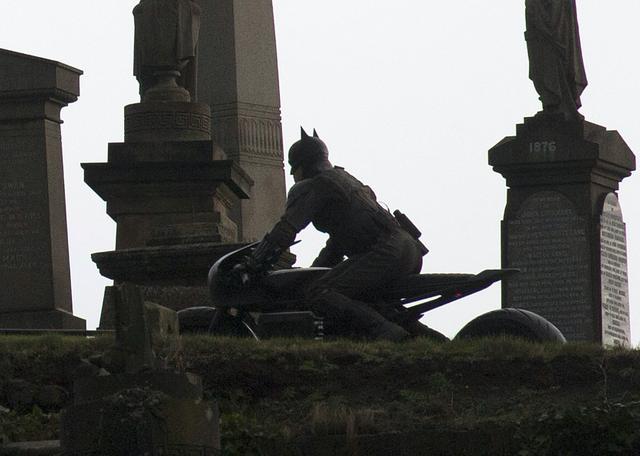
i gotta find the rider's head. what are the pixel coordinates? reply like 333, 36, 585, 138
288, 128, 332, 182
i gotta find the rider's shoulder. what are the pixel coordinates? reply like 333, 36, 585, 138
286, 179, 315, 203
286, 167, 350, 204
317, 166, 364, 190
315, 166, 349, 183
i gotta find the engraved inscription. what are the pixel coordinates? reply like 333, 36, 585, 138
600, 193, 631, 347
0, 137, 50, 272
506, 191, 591, 340
528, 141, 557, 153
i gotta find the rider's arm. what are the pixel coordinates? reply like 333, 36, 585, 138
311, 238, 344, 268
251, 179, 325, 267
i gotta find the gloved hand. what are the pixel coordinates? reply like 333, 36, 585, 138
227, 261, 257, 289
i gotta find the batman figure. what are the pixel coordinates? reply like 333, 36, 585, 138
248, 128, 425, 341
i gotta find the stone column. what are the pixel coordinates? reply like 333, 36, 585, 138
489, 117, 635, 346
197, 0, 286, 241
0, 49, 85, 330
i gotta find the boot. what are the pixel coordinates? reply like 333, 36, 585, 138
365, 318, 411, 342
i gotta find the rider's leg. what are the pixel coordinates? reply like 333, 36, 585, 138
307, 288, 410, 341
305, 230, 422, 341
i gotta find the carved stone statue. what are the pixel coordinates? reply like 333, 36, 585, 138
133, 0, 201, 102
525, 0, 588, 120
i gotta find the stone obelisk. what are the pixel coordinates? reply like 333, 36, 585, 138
489, 0, 635, 346
197, 0, 287, 242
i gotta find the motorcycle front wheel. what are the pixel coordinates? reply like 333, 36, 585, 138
177, 306, 257, 338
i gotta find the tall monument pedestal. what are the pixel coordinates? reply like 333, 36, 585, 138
84, 101, 253, 328
0, 49, 85, 330
489, 116, 635, 346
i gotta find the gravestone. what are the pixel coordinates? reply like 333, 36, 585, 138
197, 0, 287, 241
0, 49, 85, 330
489, 118, 635, 346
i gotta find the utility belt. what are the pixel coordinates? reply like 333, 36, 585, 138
393, 210, 429, 256
341, 210, 428, 258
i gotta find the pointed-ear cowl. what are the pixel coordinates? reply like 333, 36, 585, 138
301, 127, 310, 138
313, 129, 319, 138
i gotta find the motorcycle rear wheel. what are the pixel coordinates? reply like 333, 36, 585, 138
454, 308, 566, 343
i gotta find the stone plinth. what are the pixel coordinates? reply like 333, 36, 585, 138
84, 138, 253, 328
92, 242, 245, 286
83, 73, 255, 328
489, 117, 635, 346
0, 48, 85, 330
198, 0, 286, 241
83, 148, 252, 250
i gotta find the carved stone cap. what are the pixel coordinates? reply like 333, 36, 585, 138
489, 119, 636, 191
490, 119, 635, 171
0, 48, 82, 104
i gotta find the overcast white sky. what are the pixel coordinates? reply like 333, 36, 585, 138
2, 1, 640, 342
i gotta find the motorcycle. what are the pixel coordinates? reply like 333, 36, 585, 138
178, 243, 566, 343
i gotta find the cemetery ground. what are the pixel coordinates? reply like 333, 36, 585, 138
1, 335, 640, 455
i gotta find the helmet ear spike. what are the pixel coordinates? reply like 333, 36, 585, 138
313, 129, 319, 138
300, 127, 310, 139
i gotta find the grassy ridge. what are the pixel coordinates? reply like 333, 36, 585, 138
1, 335, 640, 454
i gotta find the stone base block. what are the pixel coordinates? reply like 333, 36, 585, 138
93, 242, 246, 286
0, 310, 85, 330
61, 398, 219, 455
61, 372, 220, 455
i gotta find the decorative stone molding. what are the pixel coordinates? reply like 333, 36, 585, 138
124, 102, 211, 142
211, 115, 283, 162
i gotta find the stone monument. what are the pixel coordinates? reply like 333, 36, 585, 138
489, 2, 635, 346
85, 0, 292, 325
84, 0, 254, 324
197, 0, 287, 241
0, 49, 85, 330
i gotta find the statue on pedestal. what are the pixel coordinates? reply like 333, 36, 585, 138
525, 0, 587, 120
133, 0, 201, 102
